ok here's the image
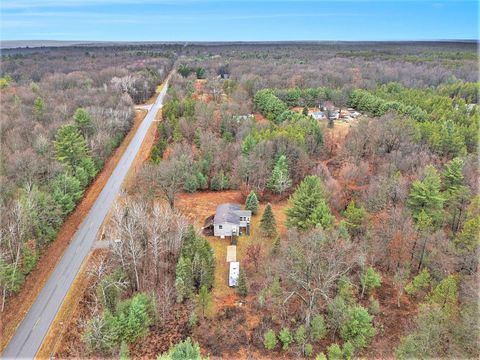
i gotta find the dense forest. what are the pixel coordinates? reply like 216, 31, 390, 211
0, 46, 175, 309
1, 42, 478, 359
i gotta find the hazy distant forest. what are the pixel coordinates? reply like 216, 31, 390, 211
1, 42, 478, 359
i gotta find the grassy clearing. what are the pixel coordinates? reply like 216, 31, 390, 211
177, 192, 289, 304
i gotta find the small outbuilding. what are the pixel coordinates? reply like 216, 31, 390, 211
226, 245, 237, 262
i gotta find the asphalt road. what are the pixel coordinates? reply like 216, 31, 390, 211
2, 81, 169, 360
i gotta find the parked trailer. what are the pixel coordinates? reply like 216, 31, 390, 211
229, 261, 240, 287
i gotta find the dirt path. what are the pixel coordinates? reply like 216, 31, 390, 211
0, 108, 150, 353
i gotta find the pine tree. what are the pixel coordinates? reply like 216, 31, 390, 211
427, 275, 459, 317
54, 124, 89, 169
343, 201, 367, 236
279, 328, 293, 351
260, 203, 277, 237
286, 176, 333, 230
340, 305, 376, 348
263, 329, 278, 350
196, 285, 213, 318
175, 255, 193, 302
442, 157, 464, 190
268, 155, 292, 194
454, 194, 480, 253
73, 107, 93, 138
245, 190, 259, 214
302, 105, 309, 116
52, 173, 83, 216
407, 165, 444, 227
33, 96, 45, 120
360, 267, 382, 298
236, 269, 248, 297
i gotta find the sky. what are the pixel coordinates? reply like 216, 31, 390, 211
1, 0, 478, 41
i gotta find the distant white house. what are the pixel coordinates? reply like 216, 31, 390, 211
310, 111, 326, 120
213, 203, 251, 238
229, 261, 240, 287
233, 114, 255, 122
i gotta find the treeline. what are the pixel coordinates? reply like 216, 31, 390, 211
0, 47, 173, 309
349, 82, 479, 157
176, 42, 477, 90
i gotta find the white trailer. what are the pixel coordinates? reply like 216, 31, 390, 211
229, 261, 240, 287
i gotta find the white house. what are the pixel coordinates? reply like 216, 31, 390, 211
213, 203, 251, 238
310, 111, 326, 120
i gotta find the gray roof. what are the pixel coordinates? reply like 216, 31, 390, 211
214, 203, 251, 225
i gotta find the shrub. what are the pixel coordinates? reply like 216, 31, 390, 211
360, 267, 382, 298
263, 329, 278, 350
340, 305, 376, 348
279, 328, 293, 351
294, 325, 306, 345
311, 314, 327, 341
158, 337, 205, 360
305, 343, 313, 356
369, 297, 381, 315
405, 268, 432, 296
327, 344, 343, 360
342, 341, 354, 358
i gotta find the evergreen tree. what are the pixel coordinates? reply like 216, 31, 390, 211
302, 105, 309, 116
310, 315, 327, 341
54, 123, 89, 169
268, 155, 292, 194
340, 305, 376, 348
73, 107, 93, 138
279, 328, 293, 351
405, 268, 432, 297
157, 337, 206, 360
407, 165, 445, 227
360, 267, 382, 298
175, 255, 193, 302
260, 203, 277, 237
263, 329, 278, 350
309, 199, 334, 230
52, 173, 83, 216
343, 201, 367, 236
327, 344, 343, 360
454, 195, 480, 253
33, 96, 45, 120
178, 226, 215, 296
245, 190, 259, 214
286, 176, 333, 230
236, 269, 248, 297
442, 157, 465, 190
196, 285, 213, 318
427, 275, 459, 317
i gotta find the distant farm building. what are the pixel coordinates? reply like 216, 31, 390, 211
213, 203, 251, 238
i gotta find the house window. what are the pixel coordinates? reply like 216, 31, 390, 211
219, 225, 223, 229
